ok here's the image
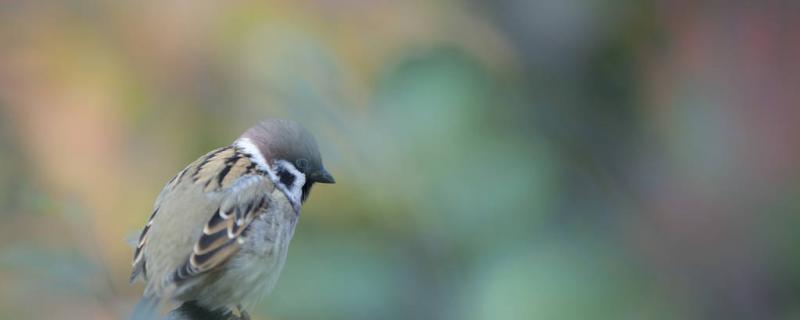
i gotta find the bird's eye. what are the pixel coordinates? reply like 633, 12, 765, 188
295, 158, 309, 172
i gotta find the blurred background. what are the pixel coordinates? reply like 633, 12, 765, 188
1, 1, 799, 319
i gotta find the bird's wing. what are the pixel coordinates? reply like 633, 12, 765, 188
171, 174, 274, 283
130, 165, 191, 283
130, 146, 274, 285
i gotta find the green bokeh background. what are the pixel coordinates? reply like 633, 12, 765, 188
1, 1, 798, 319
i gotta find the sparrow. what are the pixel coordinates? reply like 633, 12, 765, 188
130, 119, 335, 319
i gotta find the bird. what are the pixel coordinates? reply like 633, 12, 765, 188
130, 119, 335, 319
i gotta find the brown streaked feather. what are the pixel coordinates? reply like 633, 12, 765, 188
193, 147, 240, 192
172, 174, 274, 284
221, 157, 252, 187
130, 146, 268, 285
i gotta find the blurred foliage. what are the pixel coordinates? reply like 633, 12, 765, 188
1, 0, 799, 319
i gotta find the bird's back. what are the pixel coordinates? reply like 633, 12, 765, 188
131, 146, 275, 297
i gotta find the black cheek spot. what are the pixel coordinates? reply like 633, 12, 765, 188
277, 168, 295, 187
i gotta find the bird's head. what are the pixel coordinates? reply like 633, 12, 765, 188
235, 119, 334, 211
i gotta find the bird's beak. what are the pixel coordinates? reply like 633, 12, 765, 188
313, 169, 336, 184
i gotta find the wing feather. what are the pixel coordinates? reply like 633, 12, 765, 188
130, 166, 189, 283
172, 175, 273, 284
130, 146, 273, 287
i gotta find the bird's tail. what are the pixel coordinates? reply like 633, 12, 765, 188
130, 295, 161, 320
